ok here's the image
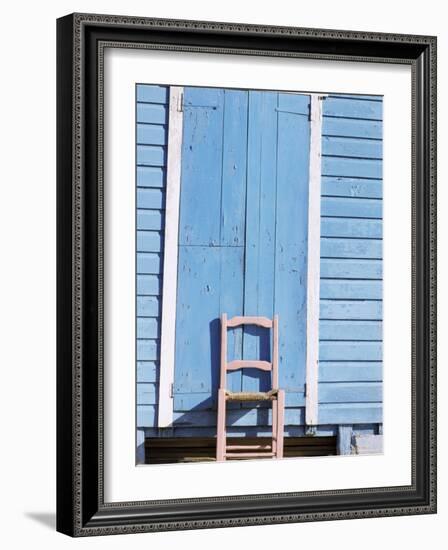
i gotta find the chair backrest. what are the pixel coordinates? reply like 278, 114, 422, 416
220, 314, 279, 390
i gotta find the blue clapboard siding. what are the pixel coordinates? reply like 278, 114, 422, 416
136, 85, 169, 428
319, 94, 383, 425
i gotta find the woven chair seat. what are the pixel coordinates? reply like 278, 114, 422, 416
225, 389, 278, 402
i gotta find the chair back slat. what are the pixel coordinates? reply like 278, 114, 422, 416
226, 360, 272, 372
226, 315, 272, 328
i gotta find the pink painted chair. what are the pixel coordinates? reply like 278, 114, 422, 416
216, 314, 285, 461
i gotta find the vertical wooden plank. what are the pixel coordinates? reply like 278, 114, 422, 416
274, 93, 310, 397
220, 90, 248, 246
178, 88, 224, 246
158, 86, 183, 428
337, 424, 353, 455
305, 95, 324, 426
243, 91, 278, 394
220, 90, 248, 392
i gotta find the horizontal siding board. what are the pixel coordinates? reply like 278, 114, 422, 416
322, 136, 382, 159
137, 123, 167, 145
322, 156, 382, 179
137, 383, 158, 405
137, 317, 160, 339
320, 341, 382, 361
137, 339, 159, 361
137, 85, 169, 104
320, 299, 382, 320
320, 280, 382, 299
321, 197, 382, 219
319, 362, 382, 382
323, 97, 382, 120
319, 403, 382, 424
136, 230, 163, 253
137, 210, 164, 231
137, 166, 165, 188
137, 145, 166, 167
321, 217, 382, 238
320, 259, 382, 279
137, 405, 158, 427
320, 320, 382, 340
137, 188, 165, 209
137, 274, 161, 296
322, 117, 382, 139
319, 382, 382, 403
137, 252, 162, 274
332, 94, 383, 102
137, 103, 167, 124
321, 177, 382, 199
320, 238, 382, 260
137, 361, 158, 383
137, 296, 161, 317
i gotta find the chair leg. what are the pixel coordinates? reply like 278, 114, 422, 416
272, 397, 278, 456
276, 390, 285, 459
216, 388, 226, 461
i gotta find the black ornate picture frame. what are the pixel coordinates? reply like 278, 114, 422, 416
56, 13, 437, 536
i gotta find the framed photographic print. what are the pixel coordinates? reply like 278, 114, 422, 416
56, 13, 437, 536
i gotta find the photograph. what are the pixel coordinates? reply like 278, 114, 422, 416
135, 84, 384, 464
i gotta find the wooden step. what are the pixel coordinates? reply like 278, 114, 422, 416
225, 452, 275, 458
226, 444, 272, 451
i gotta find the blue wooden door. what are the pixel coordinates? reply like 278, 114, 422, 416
173, 87, 310, 426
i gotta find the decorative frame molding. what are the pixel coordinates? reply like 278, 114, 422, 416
56, 13, 437, 536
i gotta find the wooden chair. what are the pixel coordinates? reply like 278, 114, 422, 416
216, 314, 285, 461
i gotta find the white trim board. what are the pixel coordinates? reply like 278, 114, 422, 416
305, 94, 325, 427
158, 86, 184, 428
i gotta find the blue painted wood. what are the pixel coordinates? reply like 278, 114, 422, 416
137, 318, 160, 339
173, 407, 305, 427
137, 103, 167, 124
137, 340, 159, 361
321, 177, 382, 198
278, 93, 310, 115
320, 280, 382, 299
137, 210, 164, 230
274, 94, 310, 395
320, 382, 382, 403
137, 166, 165, 188
136, 231, 163, 253
318, 94, 383, 427
320, 320, 382, 340
137, 296, 161, 317
320, 238, 382, 259
320, 404, 382, 424
320, 259, 382, 279
322, 136, 382, 159
137, 405, 158, 427
322, 157, 382, 179
137, 84, 169, 104
321, 217, 382, 238
137, 123, 167, 146
323, 97, 382, 120
337, 425, 353, 455
137, 188, 165, 209
136, 85, 169, 427
136, 253, 162, 274
323, 117, 382, 139
179, 88, 224, 246
137, 145, 166, 167
137, 361, 158, 383
321, 197, 382, 219
320, 341, 382, 361
137, 383, 158, 405
243, 91, 278, 393
320, 299, 382, 320
220, 90, 248, 247
137, 275, 161, 296
319, 362, 382, 382
174, 391, 305, 411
